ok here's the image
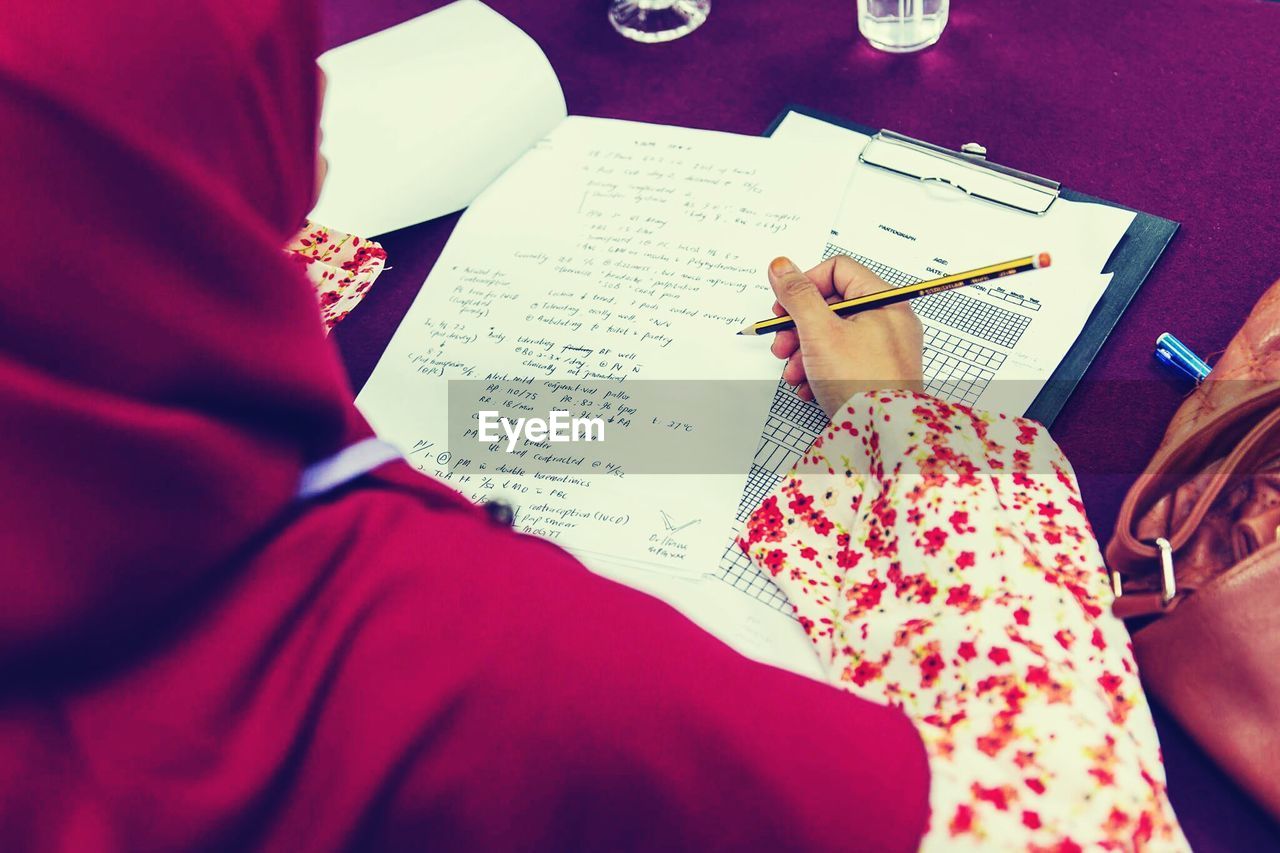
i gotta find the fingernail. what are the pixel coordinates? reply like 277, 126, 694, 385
770, 256, 798, 276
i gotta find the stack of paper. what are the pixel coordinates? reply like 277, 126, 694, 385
318, 2, 1135, 677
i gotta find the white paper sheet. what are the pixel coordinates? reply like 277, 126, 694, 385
356, 117, 851, 587
711, 113, 1135, 658
770, 112, 1134, 416
309, 1, 567, 236
584, 562, 825, 679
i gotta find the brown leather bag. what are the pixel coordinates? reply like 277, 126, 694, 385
1106, 278, 1280, 819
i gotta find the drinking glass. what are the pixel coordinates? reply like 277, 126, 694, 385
609, 0, 711, 44
857, 0, 949, 53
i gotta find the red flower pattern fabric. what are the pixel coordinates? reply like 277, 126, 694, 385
739, 391, 1187, 851
284, 220, 386, 331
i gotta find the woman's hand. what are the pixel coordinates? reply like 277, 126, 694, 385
767, 255, 924, 417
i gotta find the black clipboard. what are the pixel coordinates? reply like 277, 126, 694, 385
765, 105, 1179, 427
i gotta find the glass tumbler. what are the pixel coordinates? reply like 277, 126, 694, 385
609, 0, 711, 44
857, 0, 949, 53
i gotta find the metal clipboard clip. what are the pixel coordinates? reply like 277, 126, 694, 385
859, 130, 1061, 215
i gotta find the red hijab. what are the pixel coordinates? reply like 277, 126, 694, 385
0, 0, 358, 665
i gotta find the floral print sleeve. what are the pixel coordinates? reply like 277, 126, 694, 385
738, 390, 1187, 852
284, 220, 387, 333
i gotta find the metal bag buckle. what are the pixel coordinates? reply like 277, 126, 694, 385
1109, 536, 1177, 607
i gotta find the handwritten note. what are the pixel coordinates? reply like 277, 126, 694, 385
356, 117, 849, 577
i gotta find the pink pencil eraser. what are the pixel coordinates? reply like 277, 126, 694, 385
1037, 252, 1052, 269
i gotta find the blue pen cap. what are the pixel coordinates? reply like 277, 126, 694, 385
1155, 332, 1212, 383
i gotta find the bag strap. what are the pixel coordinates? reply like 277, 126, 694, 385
1111, 383, 1280, 618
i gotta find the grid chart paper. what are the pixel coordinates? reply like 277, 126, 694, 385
733, 385, 829, 522
922, 326, 1003, 407
718, 533, 793, 610
913, 289, 1030, 349
716, 380, 826, 610
819, 243, 1032, 349
714, 242, 1032, 612
820, 244, 1017, 406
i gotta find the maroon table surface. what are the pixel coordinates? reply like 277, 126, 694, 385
321, 0, 1280, 846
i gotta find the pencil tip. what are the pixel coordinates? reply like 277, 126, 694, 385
736, 326, 753, 336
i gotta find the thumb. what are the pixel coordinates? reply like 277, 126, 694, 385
769, 257, 835, 341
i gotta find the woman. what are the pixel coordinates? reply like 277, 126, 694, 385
1, 2, 923, 849
0, 1, 1181, 850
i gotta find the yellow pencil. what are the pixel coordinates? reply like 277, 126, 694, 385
738, 252, 1052, 336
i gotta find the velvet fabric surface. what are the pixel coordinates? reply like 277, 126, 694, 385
322, 0, 1280, 847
